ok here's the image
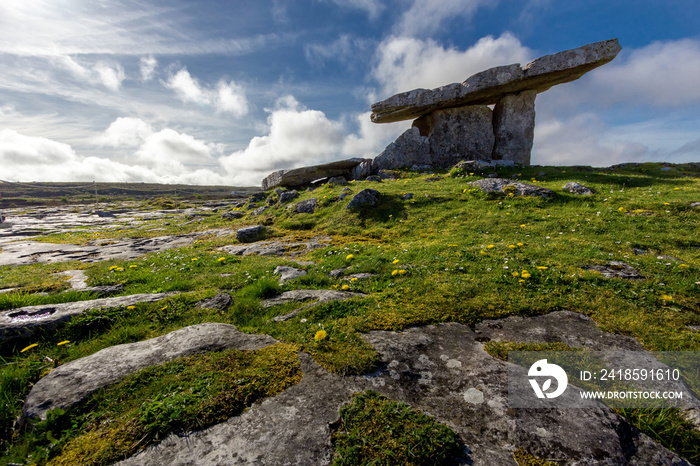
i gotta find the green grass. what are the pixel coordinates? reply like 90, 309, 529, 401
331, 390, 466, 465
1, 162, 699, 463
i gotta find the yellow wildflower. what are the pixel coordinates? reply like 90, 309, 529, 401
536, 266, 548, 270
217, 257, 226, 262
679, 264, 690, 268
331, 284, 339, 289
351, 277, 358, 282
480, 250, 487, 255
392, 270, 399, 276
520, 224, 526, 228
517, 243, 524, 246
487, 244, 495, 249
191, 258, 198, 262
21, 343, 39, 353
341, 285, 350, 290
346, 254, 354, 260
314, 330, 327, 342
661, 295, 673, 301
57, 340, 70, 346
129, 265, 137, 269
512, 272, 520, 277
127, 306, 136, 310
618, 207, 627, 212
508, 244, 516, 249
398, 269, 407, 275
392, 259, 400, 264
520, 270, 531, 279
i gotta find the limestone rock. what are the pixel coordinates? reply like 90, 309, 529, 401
365, 175, 382, 182
265, 289, 365, 322
326, 176, 347, 186
377, 170, 402, 180
425, 106, 495, 167
236, 225, 265, 243
349, 160, 373, 180
563, 181, 596, 195
583, 261, 645, 280
222, 211, 244, 219
195, 293, 233, 312
372, 127, 430, 171
251, 206, 268, 216
262, 158, 370, 190
346, 189, 380, 210
274, 266, 307, 284
295, 198, 317, 214
371, 39, 621, 123
221, 236, 332, 257
469, 178, 556, 198
492, 90, 536, 165
279, 190, 300, 203
452, 160, 492, 172
0, 293, 176, 343
21, 323, 277, 425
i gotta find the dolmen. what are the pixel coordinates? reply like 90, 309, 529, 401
262, 39, 620, 190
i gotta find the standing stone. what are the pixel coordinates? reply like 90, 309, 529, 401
492, 90, 536, 165
426, 106, 494, 167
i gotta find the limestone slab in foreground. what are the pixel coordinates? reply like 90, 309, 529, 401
371, 39, 621, 123
20, 323, 277, 425
0, 292, 177, 343
119, 311, 692, 465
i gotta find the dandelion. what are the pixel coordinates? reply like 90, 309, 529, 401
346, 254, 354, 260
663, 202, 670, 205
392, 270, 399, 276
109, 266, 119, 271
116, 267, 124, 272
161, 305, 168, 311
57, 340, 70, 346
191, 258, 198, 262
331, 284, 340, 289
508, 244, 516, 249
517, 243, 524, 246
536, 266, 548, 270
217, 257, 226, 262
487, 244, 495, 249
520, 270, 531, 279
618, 207, 627, 213
398, 269, 407, 275
480, 250, 487, 255
512, 272, 520, 277
674, 187, 680, 190
351, 277, 358, 282
21, 343, 39, 353
518, 279, 525, 284
389, 214, 393, 218
341, 285, 350, 290
314, 330, 327, 342
129, 265, 137, 269
520, 224, 526, 228
392, 259, 400, 264
462, 189, 468, 193
661, 295, 674, 301
127, 305, 136, 310
679, 264, 690, 268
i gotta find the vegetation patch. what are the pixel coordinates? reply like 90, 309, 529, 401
331, 390, 466, 465
4, 343, 301, 465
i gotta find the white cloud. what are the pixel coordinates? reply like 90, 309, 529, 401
341, 111, 408, 158
373, 33, 533, 97
590, 39, 700, 107
139, 56, 158, 81
165, 68, 249, 116
532, 114, 659, 167
305, 35, 372, 68
395, 0, 493, 37
97, 117, 154, 148
325, 0, 385, 19
55, 56, 126, 91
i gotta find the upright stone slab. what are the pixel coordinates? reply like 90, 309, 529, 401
492, 90, 536, 165
372, 126, 430, 171
427, 106, 494, 167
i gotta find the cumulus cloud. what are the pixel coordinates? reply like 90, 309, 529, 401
532, 114, 659, 167
590, 39, 700, 107
139, 56, 158, 81
395, 0, 493, 37
165, 68, 249, 116
373, 33, 533, 96
97, 117, 154, 148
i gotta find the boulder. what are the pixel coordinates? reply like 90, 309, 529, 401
371, 39, 621, 124
251, 206, 268, 216
236, 225, 265, 243
195, 293, 233, 312
583, 261, 645, 280
295, 198, 318, 214
279, 190, 300, 203
469, 178, 556, 198
372, 127, 430, 171
346, 189, 380, 210
274, 266, 307, 284
492, 90, 536, 165
20, 323, 277, 425
326, 176, 347, 186
349, 160, 373, 180
222, 211, 244, 220
452, 160, 493, 172
563, 181, 596, 195
262, 158, 370, 190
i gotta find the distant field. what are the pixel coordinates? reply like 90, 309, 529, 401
0, 181, 260, 208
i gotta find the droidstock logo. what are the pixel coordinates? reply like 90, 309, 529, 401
528, 359, 568, 399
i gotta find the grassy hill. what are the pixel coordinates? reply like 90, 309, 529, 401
1, 162, 699, 464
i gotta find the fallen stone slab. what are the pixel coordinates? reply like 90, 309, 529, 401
120, 314, 690, 466
262, 158, 371, 190
583, 261, 645, 280
265, 289, 364, 322
0, 292, 176, 343
195, 293, 233, 312
221, 236, 332, 257
469, 178, 556, 198
20, 323, 278, 425
371, 39, 621, 124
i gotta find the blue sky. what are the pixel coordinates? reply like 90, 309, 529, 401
1, 0, 699, 186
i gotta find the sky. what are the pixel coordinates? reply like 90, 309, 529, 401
1, 0, 699, 187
